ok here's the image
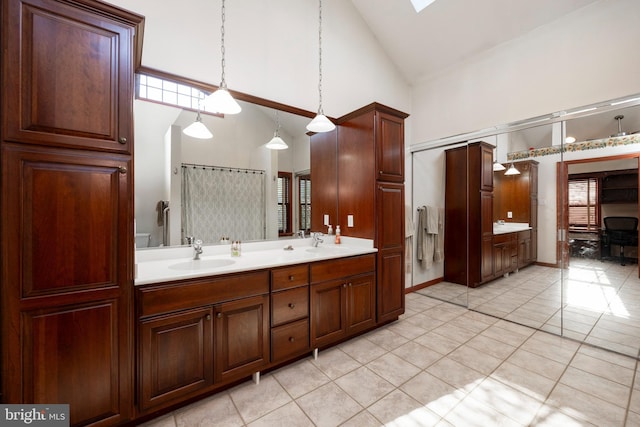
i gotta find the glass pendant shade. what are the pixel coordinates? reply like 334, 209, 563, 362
504, 163, 520, 175
307, 113, 335, 133
204, 87, 242, 115
493, 161, 506, 171
266, 134, 288, 150
183, 112, 213, 139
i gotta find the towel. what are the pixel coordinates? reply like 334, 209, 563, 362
426, 205, 438, 234
416, 206, 426, 262
434, 207, 444, 262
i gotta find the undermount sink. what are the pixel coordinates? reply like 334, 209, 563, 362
168, 258, 236, 271
306, 246, 350, 254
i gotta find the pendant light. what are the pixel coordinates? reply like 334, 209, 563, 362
204, 0, 241, 115
307, 0, 335, 133
492, 142, 505, 171
505, 163, 520, 176
183, 93, 213, 139
266, 111, 288, 150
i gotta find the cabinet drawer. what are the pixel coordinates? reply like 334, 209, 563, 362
272, 287, 309, 326
271, 264, 309, 291
518, 230, 531, 240
271, 319, 309, 362
310, 254, 375, 283
138, 271, 269, 318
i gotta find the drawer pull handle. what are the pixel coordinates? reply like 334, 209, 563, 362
205, 314, 211, 321
118, 166, 127, 174
118, 137, 127, 144
289, 337, 295, 343
217, 313, 222, 319
289, 275, 294, 281
288, 303, 296, 309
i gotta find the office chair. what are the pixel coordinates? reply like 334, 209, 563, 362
603, 216, 638, 266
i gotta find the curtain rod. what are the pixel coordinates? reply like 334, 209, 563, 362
182, 163, 265, 174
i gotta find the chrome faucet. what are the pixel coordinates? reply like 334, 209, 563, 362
311, 232, 324, 247
193, 239, 203, 260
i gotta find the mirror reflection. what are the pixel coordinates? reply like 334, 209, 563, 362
413, 99, 640, 358
134, 91, 311, 248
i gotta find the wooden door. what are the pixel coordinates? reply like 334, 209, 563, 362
3, 0, 140, 153
346, 273, 376, 334
376, 111, 405, 182
310, 130, 338, 232
214, 295, 270, 383
310, 279, 346, 348
139, 307, 213, 411
2, 144, 133, 424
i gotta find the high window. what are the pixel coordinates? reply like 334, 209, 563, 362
568, 177, 599, 231
298, 174, 311, 233
136, 73, 220, 115
277, 172, 292, 236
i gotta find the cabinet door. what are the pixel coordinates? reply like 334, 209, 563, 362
139, 307, 213, 411
214, 295, 270, 383
376, 111, 404, 182
310, 279, 347, 348
377, 249, 404, 323
3, 0, 139, 153
346, 273, 376, 334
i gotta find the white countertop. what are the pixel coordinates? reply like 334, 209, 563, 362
135, 237, 377, 285
493, 222, 531, 235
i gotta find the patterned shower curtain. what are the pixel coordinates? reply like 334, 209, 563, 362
182, 165, 265, 243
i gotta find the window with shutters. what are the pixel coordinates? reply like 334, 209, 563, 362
298, 174, 311, 233
568, 177, 599, 231
277, 172, 292, 236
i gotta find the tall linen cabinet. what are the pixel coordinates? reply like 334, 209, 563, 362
311, 103, 408, 325
1, 0, 143, 425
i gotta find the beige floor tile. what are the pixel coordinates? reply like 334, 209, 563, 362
339, 335, 388, 364
467, 377, 543, 426
444, 394, 522, 427
465, 333, 517, 359
334, 366, 395, 407
546, 383, 627, 426
175, 392, 244, 427
247, 402, 313, 427
391, 340, 443, 369
400, 371, 466, 417
426, 357, 485, 392
272, 359, 330, 398
364, 327, 410, 351
367, 389, 441, 426
365, 352, 421, 387
505, 348, 567, 382
569, 351, 635, 386
531, 404, 597, 426
228, 375, 292, 424
491, 361, 556, 401
414, 330, 462, 355
559, 366, 631, 407
311, 347, 361, 379
295, 382, 362, 427
339, 410, 381, 427
447, 343, 503, 375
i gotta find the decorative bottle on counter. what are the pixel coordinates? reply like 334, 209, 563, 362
231, 241, 241, 257
335, 226, 341, 244
327, 224, 333, 235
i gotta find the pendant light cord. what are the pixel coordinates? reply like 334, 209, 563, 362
317, 0, 324, 115
220, 0, 227, 89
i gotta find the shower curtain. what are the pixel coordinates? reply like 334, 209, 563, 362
182, 165, 265, 243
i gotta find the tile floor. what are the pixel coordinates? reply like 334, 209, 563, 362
140, 291, 640, 426
419, 257, 640, 358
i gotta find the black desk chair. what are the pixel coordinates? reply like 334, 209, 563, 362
603, 216, 638, 266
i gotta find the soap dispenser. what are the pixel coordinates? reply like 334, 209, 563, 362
327, 224, 333, 235
335, 225, 341, 244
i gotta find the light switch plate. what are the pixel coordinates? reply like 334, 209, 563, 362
347, 215, 354, 227
324, 214, 329, 225
507, 211, 513, 218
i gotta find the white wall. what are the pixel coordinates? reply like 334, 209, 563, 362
410, 0, 640, 145
107, 0, 411, 118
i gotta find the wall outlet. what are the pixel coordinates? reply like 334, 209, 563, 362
507, 211, 513, 219
324, 214, 329, 226
347, 215, 354, 227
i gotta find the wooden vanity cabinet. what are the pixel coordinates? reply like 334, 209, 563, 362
270, 265, 310, 363
1, 0, 143, 425
444, 141, 495, 287
136, 271, 270, 413
310, 255, 376, 349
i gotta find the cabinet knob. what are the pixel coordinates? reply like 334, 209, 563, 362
289, 337, 295, 343
348, 282, 352, 287
289, 275, 294, 281
217, 312, 222, 319
118, 166, 127, 174
288, 303, 296, 309
118, 137, 127, 144
379, 170, 383, 175
343, 283, 347, 288
205, 314, 211, 321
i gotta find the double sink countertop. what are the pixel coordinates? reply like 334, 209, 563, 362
492, 222, 532, 235
135, 236, 377, 285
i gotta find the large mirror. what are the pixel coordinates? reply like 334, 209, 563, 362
412, 97, 640, 358
133, 76, 312, 248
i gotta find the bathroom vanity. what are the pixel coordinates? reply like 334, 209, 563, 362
134, 239, 382, 416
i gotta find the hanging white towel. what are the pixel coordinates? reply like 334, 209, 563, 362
416, 206, 426, 262
434, 207, 445, 262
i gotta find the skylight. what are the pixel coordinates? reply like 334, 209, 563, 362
410, 0, 437, 13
